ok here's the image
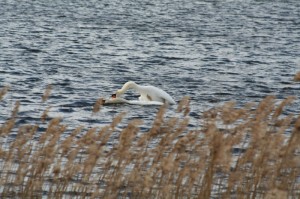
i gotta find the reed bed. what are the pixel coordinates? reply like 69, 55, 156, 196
0, 86, 299, 199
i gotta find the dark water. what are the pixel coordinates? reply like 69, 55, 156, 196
1, 0, 300, 132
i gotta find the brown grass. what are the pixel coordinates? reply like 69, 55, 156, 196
294, 71, 300, 81
42, 84, 52, 102
0, 87, 299, 198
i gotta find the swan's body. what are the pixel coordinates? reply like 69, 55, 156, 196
104, 97, 164, 105
115, 81, 176, 105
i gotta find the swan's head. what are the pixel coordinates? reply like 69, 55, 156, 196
114, 81, 137, 97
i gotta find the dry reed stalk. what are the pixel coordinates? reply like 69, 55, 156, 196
124, 107, 169, 196
42, 84, 52, 102
0, 118, 16, 137
1, 125, 36, 197
275, 116, 300, 191
265, 188, 288, 199
0, 101, 20, 139
92, 98, 105, 114
83, 142, 103, 180
198, 123, 224, 199
41, 106, 51, 123
77, 127, 98, 147
22, 118, 66, 197
228, 98, 299, 198
0, 86, 9, 101
294, 71, 300, 81
283, 115, 300, 149
111, 112, 126, 130
60, 126, 83, 156
148, 105, 166, 137
272, 96, 296, 120
176, 96, 190, 116
220, 101, 249, 126
38, 118, 62, 145
255, 96, 276, 122
103, 120, 144, 197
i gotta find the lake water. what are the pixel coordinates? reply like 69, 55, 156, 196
1, 0, 300, 134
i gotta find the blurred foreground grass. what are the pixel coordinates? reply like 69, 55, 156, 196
0, 86, 299, 199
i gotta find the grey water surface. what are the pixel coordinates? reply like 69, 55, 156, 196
1, 0, 300, 135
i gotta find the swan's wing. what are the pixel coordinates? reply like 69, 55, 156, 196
144, 86, 176, 104
104, 98, 163, 106
128, 100, 163, 105
104, 98, 128, 104
161, 98, 166, 104
146, 94, 152, 101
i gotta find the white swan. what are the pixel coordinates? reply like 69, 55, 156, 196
114, 81, 176, 105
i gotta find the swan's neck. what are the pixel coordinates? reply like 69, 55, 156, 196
120, 81, 140, 94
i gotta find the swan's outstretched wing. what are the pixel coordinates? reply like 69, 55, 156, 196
128, 100, 164, 105
143, 86, 176, 104
104, 98, 128, 104
104, 97, 163, 105
147, 95, 152, 101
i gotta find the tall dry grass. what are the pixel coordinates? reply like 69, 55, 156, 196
0, 85, 299, 198
294, 72, 300, 82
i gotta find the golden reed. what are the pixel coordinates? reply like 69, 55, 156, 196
0, 81, 299, 198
